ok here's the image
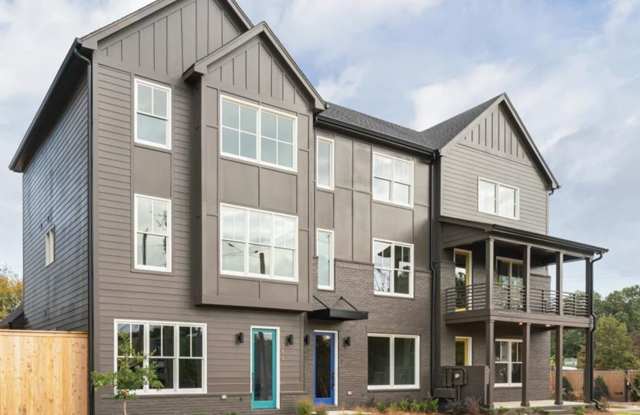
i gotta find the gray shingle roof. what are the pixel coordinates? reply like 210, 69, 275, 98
317, 95, 503, 152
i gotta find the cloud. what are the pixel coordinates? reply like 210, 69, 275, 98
317, 64, 368, 103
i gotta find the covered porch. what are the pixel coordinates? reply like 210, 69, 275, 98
438, 216, 607, 407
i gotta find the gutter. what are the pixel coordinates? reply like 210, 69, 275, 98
428, 153, 440, 394
316, 115, 435, 159
72, 43, 95, 415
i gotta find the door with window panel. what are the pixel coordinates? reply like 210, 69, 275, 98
495, 259, 525, 311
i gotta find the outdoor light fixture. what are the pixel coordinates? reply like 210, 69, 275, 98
343, 336, 351, 347
235, 332, 244, 344
304, 334, 309, 345
286, 334, 294, 345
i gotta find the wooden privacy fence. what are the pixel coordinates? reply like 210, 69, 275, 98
0, 330, 88, 415
550, 369, 640, 401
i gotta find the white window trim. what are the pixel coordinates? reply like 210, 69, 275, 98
44, 228, 55, 267
112, 319, 207, 396
316, 136, 334, 191
249, 325, 281, 409
219, 94, 298, 172
495, 338, 523, 387
133, 194, 172, 273
367, 333, 420, 391
219, 203, 299, 283
134, 78, 172, 150
455, 336, 473, 366
477, 177, 520, 220
313, 330, 339, 406
372, 238, 414, 299
372, 152, 414, 208
316, 229, 335, 291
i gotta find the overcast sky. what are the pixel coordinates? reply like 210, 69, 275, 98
0, 0, 638, 295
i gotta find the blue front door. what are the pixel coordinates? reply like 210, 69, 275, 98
313, 332, 336, 406
252, 328, 278, 409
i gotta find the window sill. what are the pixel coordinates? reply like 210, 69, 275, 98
317, 286, 335, 292
495, 384, 522, 388
317, 185, 334, 192
220, 272, 299, 285
131, 389, 208, 397
132, 266, 172, 275
134, 141, 172, 153
372, 198, 414, 211
220, 152, 297, 174
374, 292, 414, 300
368, 385, 420, 391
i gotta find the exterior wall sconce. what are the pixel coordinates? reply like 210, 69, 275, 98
235, 332, 244, 344
286, 334, 294, 345
343, 336, 351, 347
304, 334, 309, 345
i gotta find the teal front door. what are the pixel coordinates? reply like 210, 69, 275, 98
251, 328, 278, 409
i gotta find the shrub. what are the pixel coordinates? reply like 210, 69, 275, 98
594, 376, 610, 401
296, 399, 314, 415
574, 406, 585, 415
423, 398, 439, 413
315, 405, 328, 415
631, 375, 640, 401
465, 397, 481, 415
446, 398, 470, 415
375, 401, 388, 413
563, 376, 577, 401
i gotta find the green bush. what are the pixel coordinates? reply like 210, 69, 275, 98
295, 399, 314, 415
574, 406, 585, 415
631, 375, 640, 401
563, 376, 577, 401
594, 376, 610, 401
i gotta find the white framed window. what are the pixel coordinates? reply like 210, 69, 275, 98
220, 95, 297, 171
478, 178, 519, 219
316, 229, 334, 290
367, 334, 420, 390
495, 338, 522, 387
44, 228, 55, 266
316, 136, 334, 190
114, 319, 207, 395
220, 204, 298, 282
134, 78, 171, 150
372, 152, 413, 207
134, 194, 171, 272
373, 239, 413, 298
455, 336, 473, 366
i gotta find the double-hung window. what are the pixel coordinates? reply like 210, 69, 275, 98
495, 339, 522, 386
134, 194, 171, 272
372, 153, 413, 206
221, 96, 297, 170
373, 239, 413, 297
220, 204, 298, 281
316, 137, 334, 190
478, 178, 519, 219
135, 79, 171, 149
114, 320, 206, 394
316, 229, 334, 290
367, 334, 419, 390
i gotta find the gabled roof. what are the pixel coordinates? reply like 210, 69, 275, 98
317, 94, 560, 190
421, 95, 501, 150
184, 22, 326, 112
79, 0, 252, 49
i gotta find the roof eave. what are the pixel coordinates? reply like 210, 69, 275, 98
316, 114, 435, 159
9, 39, 86, 173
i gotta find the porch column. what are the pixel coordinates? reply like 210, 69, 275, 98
486, 238, 494, 310
485, 319, 495, 407
556, 252, 564, 315
584, 258, 595, 402
521, 323, 531, 407
555, 325, 564, 405
523, 245, 531, 312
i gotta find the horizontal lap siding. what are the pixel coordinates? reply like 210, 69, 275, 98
22, 74, 89, 331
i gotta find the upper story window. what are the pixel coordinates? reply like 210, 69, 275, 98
44, 228, 55, 266
372, 153, 413, 207
316, 136, 334, 190
373, 239, 413, 298
220, 96, 297, 171
316, 229, 334, 290
220, 204, 298, 282
115, 320, 206, 395
478, 178, 519, 219
134, 194, 171, 272
135, 79, 171, 150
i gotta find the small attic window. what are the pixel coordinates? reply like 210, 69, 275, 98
134, 78, 171, 150
44, 228, 55, 266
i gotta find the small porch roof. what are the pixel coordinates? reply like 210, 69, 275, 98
440, 216, 608, 259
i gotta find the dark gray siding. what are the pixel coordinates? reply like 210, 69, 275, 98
440, 102, 549, 234
21, 73, 89, 330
